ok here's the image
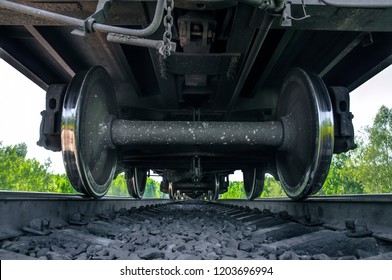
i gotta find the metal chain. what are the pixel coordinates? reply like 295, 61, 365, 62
159, 0, 174, 59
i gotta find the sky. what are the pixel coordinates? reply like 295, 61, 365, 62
1, 59, 392, 179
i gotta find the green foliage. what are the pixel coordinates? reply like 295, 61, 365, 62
0, 142, 75, 193
320, 151, 364, 195
220, 181, 246, 199
144, 177, 161, 198
107, 174, 128, 196
318, 105, 392, 195
220, 176, 285, 199
355, 106, 392, 193
261, 176, 286, 198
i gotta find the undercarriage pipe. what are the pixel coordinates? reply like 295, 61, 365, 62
0, 0, 165, 37
0, 0, 84, 26
319, 0, 392, 8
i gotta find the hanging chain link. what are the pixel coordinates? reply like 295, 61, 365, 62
159, 0, 174, 59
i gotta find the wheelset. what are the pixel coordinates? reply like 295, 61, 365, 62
60, 66, 334, 201
61, 66, 118, 198
275, 68, 334, 200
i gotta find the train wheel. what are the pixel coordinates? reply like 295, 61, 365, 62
276, 68, 334, 200
212, 175, 226, 200
242, 168, 265, 200
160, 178, 169, 193
168, 184, 175, 199
212, 176, 220, 200
125, 167, 147, 199
61, 66, 117, 198
207, 190, 214, 201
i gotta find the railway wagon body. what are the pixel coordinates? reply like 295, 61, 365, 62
1, 0, 392, 200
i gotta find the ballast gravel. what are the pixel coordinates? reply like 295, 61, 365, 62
0, 201, 381, 260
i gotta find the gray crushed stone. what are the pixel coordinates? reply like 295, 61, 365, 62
0, 201, 387, 260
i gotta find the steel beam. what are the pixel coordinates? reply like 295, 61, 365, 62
24, 25, 74, 80
224, 13, 274, 120
249, 30, 295, 97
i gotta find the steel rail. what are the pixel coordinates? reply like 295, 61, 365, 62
0, 191, 171, 235
216, 194, 392, 233
0, 190, 168, 201
1, 192, 392, 250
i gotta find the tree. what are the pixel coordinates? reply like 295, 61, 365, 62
144, 178, 161, 198
220, 181, 246, 199
0, 142, 75, 193
261, 176, 285, 198
107, 174, 128, 196
356, 106, 392, 193
319, 150, 364, 195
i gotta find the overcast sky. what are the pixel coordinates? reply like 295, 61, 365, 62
1, 59, 392, 177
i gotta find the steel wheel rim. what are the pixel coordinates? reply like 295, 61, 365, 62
126, 167, 147, 199
243, 168, 265, 200
168, 183, 174, 199
276, 68, 334, 200
213, 175, 221, 200
61, 66, 117, 198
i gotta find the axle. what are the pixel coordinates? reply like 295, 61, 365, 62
109, 119, 284, 147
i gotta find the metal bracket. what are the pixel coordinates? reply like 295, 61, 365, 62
37, 84, 67, 152
328, 87, 356, 154
249, 0, 286, 12
281, 2, 292, 26
281, 0, 311, 26
191, 156, 203, 184
72, 0, 113, 36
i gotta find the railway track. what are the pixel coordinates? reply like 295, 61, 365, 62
0, 192, 391, 260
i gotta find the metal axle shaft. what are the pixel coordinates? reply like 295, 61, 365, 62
110, 120, 284, 147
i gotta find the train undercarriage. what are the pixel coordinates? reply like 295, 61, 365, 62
1, 0, 392, 200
